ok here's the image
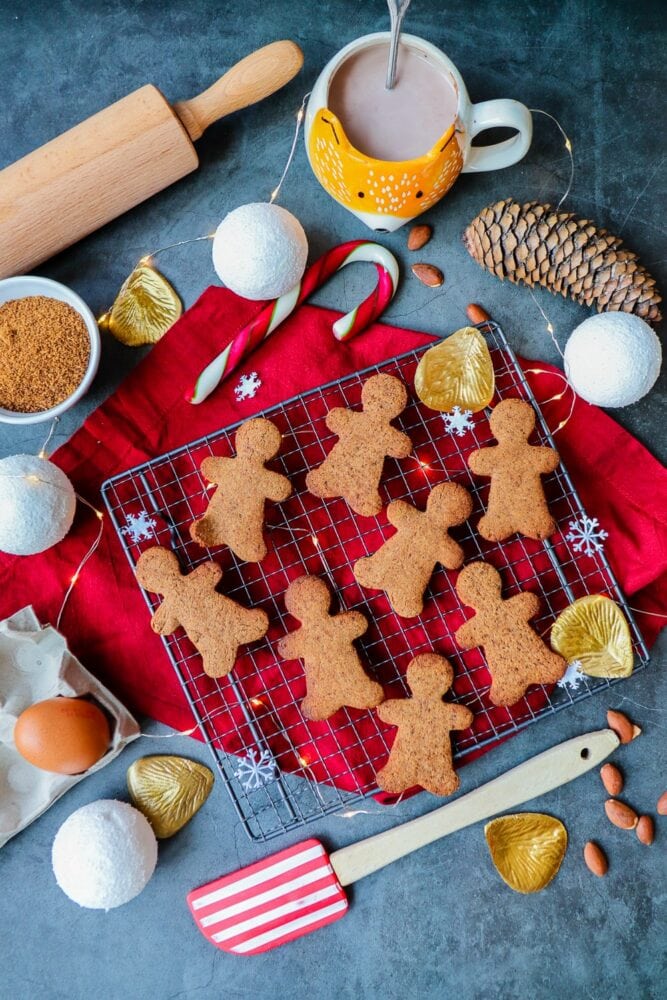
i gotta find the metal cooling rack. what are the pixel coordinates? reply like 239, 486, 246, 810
102, 319, 649, 842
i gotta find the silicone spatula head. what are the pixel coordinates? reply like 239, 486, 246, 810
187, 839, 347, 955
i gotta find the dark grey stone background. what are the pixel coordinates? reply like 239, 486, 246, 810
0, 2, 664, 998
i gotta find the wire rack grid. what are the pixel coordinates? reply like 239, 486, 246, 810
102, 319, 649, 842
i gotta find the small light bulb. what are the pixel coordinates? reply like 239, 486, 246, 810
311, 534, 320, 549
419, 459, 430, 470
564, 138, 572, 152
298, 756, 309, 768
96, 510, 104, 521
37, 449, 47, 460
251, 698, 263, 708
139, 255, 152, 266
26, 475, 40, 484
71, 571, 80, 585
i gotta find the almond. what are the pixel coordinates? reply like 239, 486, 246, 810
583, 841, 608, 877
658, 791, 667, 815
606, 709, 641, 744
466, 303, 491, 325
600, 763, 624, 796
411, 263, 444, 287
408, 224, 432, 251
636, 815, 654, 846
605, 798, 639, 830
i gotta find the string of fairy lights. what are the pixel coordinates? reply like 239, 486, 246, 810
20, 100, 664, 624
0, 418, 103, 627
6, 95, 663, 824
529, 108, 575, 209
115, 99, 580, 437
129, 94, 310, 279
54, 494, 105, 630
7, 88, 302, 628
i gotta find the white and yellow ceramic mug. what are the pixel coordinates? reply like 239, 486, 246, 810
305, 32, 532, 231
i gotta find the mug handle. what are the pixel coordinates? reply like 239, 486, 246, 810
462, 100, 533, 173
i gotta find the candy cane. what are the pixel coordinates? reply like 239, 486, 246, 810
188, 240, 399, 405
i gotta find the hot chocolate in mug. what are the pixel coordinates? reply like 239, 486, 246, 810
305, 33, 532, 231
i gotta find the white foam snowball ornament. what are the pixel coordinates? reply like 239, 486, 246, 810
52, 800, 158, 910
564, 312, 662, 408
212, 202, 308, 300
0, 454, 76, 555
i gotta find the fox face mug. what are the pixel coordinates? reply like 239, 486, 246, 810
305, 33, 533, 231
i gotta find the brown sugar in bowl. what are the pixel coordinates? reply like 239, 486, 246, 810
0, 276, 100, 425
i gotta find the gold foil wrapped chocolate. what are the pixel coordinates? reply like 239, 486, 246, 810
99, 263, 182, 346
127, 755, 213, 838
414, 326, 495, 412
551, 595, 633, 679
485, 813, 567, 893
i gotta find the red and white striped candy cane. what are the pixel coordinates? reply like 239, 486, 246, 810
188, 240, 399, 404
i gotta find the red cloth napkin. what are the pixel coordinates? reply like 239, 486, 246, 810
2, 288, 665, 778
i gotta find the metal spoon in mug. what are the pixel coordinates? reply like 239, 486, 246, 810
385, 0, 412, 89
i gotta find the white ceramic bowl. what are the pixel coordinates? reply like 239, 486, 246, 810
0, 275, 101, 425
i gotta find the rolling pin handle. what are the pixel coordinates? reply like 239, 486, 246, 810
174, 40, 303, 141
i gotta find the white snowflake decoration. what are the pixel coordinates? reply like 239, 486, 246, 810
234, 371, 262, 402
121, 510, 157, 544
442, 406, 474, 438
558, 659, 586, 691
565, 515, 609, 557
234, 748, 277, 791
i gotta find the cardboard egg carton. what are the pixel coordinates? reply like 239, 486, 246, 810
0, 606, 140, 848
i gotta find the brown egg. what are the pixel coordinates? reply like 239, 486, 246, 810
14, 697, 111, 774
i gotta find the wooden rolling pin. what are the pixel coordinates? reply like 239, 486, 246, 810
0, 40, 303, 279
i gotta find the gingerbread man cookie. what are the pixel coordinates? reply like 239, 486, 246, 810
136, 546, 268, 678
376, 653, 473, 797
468, 398, 560, 541
354, 483, 472, 617
277, 575, 383, 721
190, 417, 291, 562
455, 561, 566, 706
306, 373, 412, 517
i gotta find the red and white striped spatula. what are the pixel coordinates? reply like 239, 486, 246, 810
188, 728, 618, 955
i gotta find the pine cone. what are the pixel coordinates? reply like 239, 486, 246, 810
463, 200, 662, 324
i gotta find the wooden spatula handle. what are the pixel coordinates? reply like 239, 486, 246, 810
329, 729, 619, 887
174, 40, 303, 140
